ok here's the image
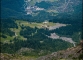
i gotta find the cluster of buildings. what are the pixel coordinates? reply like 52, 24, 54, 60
25, 6, 44, 15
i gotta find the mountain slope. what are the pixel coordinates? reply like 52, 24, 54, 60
1, 0, 82, 21
1, 41, 83, 60
1, 0, 25, 19
37, 42, 83, 60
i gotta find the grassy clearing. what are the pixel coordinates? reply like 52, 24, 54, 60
10, 55, 37, 60
1, 33, 14, 42
1, 53, 37, 60
14, 20, 56, 41
48, 22, 56, 26
16, 20, 42, 28
1, 20, 56, 42
16, 20, 56, 28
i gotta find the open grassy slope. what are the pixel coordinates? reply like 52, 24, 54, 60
1, 20, 56, 42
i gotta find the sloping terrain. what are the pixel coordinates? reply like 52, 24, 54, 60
1, 0, 82, 21
37, 43, 83, 60
1, 0, 82, 60
1, 42, 83, 60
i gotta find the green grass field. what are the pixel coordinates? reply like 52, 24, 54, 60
16, 20, 56, 28
1, 20, 56, 42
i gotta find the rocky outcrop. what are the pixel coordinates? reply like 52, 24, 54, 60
37, 43, 83, 60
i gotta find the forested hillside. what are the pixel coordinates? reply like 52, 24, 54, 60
1, 19, 73, 56
1, 0, 82, 60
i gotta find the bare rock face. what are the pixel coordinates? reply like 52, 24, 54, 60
16, 48, 34, 54
37, 44, 83, 60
